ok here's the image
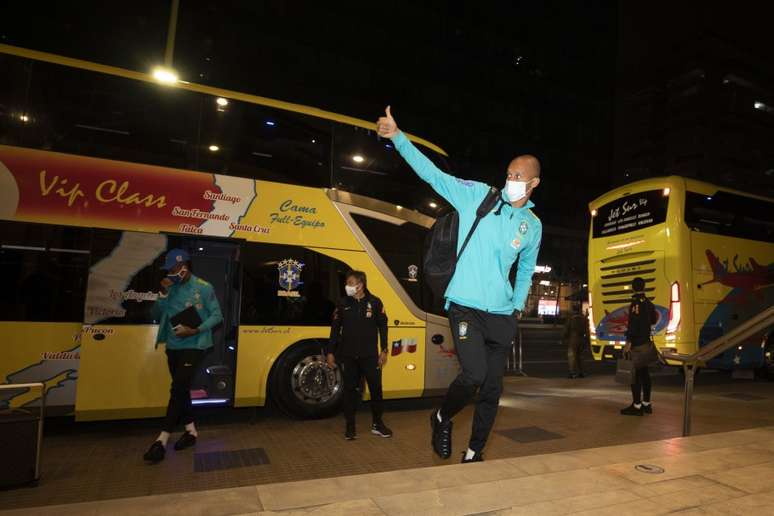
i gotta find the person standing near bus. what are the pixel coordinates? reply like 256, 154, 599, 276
326, 270, 393, 440
143, 249, 223, 463
621, 277, 659, 416
564, 302, 588, 379
376, 107, 542, 463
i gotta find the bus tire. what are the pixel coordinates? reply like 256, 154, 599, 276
270, 340, 343, 419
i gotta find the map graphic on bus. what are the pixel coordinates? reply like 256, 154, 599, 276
595, 305, 669, 341
702, 250, 774, 302
701, 251, 773, 368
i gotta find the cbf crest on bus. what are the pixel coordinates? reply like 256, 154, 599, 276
278, 258, 304, 297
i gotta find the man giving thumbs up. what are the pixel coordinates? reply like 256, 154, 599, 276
377, 106, 543, 464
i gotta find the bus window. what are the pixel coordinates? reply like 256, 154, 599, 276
0, 54, 31, 147
12, 56, 201, 169
2, 54, 334, 187
333, 123, 450, 217
240, 243, 349, 326
202, 101, 332, 187
0, 221, 91, 322
592, 189, 669, 238
685, 191, 774, 243
349, 213, 445, 317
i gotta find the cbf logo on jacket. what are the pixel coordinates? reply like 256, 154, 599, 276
392, 132, 542, 314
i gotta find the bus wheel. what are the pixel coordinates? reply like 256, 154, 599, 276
271, 341, 343, 419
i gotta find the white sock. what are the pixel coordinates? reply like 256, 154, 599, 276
642, 401, 651, 406
634, 403, 642, 409
157, 431, 170, 446
437, 410, 443, 423
465, 448, 476, 460
185, 422, 198, 437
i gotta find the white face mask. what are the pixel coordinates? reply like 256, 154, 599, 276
167, 266, 188, 284
504, 180, 530, 202
345, 284, 360, 297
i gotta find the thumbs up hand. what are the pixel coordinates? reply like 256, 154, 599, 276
376, 106, 399, 138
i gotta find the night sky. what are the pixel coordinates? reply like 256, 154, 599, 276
2, 1, 770, 228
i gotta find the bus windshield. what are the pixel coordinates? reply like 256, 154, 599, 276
591, 189, 669, 239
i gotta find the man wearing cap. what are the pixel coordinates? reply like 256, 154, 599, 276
143, 249, 223, 463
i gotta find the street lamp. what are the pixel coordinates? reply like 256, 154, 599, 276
152, 0, 180, 84
152, 67, 178, 84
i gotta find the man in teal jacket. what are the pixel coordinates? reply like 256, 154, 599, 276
143, 249, 223, 463
377, 107, 542, 463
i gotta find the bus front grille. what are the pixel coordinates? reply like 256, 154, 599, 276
599, 259, 657, 305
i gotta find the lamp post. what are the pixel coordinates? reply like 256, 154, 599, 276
164, 0, 180, 67
153, 0, 180, 83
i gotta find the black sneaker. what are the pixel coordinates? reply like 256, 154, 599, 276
371, 421, 393, 438
461, 450, 484, 463
620, 404, 644, 416
143, 441, 165, 462
430, 409, 453, 459
345, 424, 357, 440
174, 431, 197, 451
642, 404, 653, 414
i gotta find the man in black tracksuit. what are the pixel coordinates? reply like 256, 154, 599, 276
621, 277, 659, 416
327, 270, 393, 440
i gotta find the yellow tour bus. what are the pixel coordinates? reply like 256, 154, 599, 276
0, 44, 463, 421
587, 176, 773, 373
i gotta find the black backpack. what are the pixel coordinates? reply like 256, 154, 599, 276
423, 187, 503, 300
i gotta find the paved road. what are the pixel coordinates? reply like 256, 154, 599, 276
5, 349, 774, 510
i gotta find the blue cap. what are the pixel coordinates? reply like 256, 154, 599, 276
162, 248, 190, 270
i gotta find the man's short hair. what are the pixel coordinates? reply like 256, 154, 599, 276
632, 277, 646, 293
346, 270, 367, 288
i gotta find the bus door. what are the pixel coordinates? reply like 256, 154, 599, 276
165, 236, 242, 405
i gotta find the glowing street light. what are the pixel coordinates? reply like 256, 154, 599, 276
352, 155, 365, 163
152, 66, 178, 84
216, 97, 229, 107
208, 145, 219, 152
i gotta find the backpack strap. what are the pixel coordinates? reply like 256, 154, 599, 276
456, 187, 500, 262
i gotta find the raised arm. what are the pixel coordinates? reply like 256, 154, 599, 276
376, 106, 486, 211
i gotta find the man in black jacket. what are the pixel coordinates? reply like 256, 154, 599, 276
621, 277, 659, 416
327, 270, 393, 440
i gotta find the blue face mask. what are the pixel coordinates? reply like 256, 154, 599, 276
167, 268, 187, 284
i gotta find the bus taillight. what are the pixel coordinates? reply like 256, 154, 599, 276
588, 291, 596, 336
666, 282, 681, 333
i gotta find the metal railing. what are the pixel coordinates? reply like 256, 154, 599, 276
661, 305, 774, 437
507, 325, 527, 376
